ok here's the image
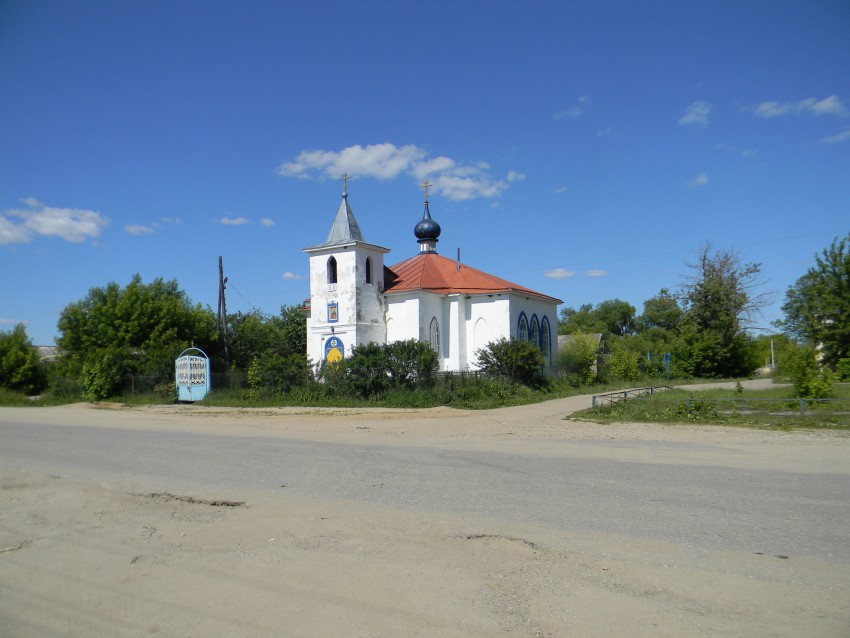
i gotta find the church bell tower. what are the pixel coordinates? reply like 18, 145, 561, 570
303, 177, 390, 367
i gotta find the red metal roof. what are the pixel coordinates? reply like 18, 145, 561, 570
384, 253, 561, 303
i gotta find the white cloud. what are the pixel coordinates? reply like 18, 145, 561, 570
161, 217, 181, 225
754, 94, 848, 118
124, 224, 155, 235
544, 268, 576, 279
218, 216, 249, 225
410, 156, 455, 179
586, 269, 607, 277
430, 171, 507, 201
742, 148, 758, 157
278, 143, 516, 201
554, 95, 591, 120
820, 129, 850, 144
281, 272, 302, 280
552, 186, 569, 194
0, 216, 31, 244
0, 317, 24, 326
0, 198, 108, 245
679, 101, 711, 127
685, 173, 709, 188
507, 171, 526, 182
279, 143, 426, 181
259, 218, 275, 227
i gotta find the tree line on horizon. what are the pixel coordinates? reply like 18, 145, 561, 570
2, 234, 849, 401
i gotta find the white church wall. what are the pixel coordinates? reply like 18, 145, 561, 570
385, 294, 421, 343
466, 296, 511, 370
354, 248, 387, 348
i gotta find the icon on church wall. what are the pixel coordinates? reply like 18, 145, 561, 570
325, 336, 344, 362
328, 302, 338, 323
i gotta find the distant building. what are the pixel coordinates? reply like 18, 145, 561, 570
35, 345, 59, 364
304, 184, 561, 373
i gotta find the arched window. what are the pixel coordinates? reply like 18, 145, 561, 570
365, 256, 372, 284
327, 256, 337, 285
518, 313, 528, 341
541, 317, 551, 359
429, 317, 440, 354
530, 315, 540, 349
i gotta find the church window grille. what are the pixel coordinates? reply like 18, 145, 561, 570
327, 256, 338, 285
429, 317, 440, 354
541, 317, 551, 359
365, 257, 372, 284
518, 313, 529, 341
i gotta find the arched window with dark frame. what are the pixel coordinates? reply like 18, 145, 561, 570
517, 313, 529, 341
327, 256, 337, 285
540, 317, 551, 360
429, 317, 440, 355
530, 315, 540, 349
365, 256, 372, 284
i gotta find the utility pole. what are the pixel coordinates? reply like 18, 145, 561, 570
218, 256, 230, 366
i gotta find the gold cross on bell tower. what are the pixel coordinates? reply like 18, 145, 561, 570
421, 178, 431, 203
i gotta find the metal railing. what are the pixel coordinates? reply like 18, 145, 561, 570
592, 386, 671, 409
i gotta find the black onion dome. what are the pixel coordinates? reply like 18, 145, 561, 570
414, 202, 441, 242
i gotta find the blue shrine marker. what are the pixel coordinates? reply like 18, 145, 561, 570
324, 336, 344, 362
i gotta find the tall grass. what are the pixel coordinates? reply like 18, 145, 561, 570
577, 384, 850, 429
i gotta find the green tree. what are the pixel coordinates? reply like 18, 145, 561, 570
476, 338, 546, 386
559, 299, 636, 338
677, 244, 766, 377
557, 331, 600, 385
0, 324, 48, 395
781, 233, 850, 370
229, 305, 307, 372
637, 289, 682, 337
558, 304, 601, 335
752, 333, 794, 372
594, 299, 637, 337
56, 275, 216, 399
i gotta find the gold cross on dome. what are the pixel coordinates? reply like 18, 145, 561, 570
421, 179, 431, 202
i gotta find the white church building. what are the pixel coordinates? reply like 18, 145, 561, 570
304, 184, 561, 373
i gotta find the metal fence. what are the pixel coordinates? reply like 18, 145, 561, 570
591, 386, 671, 409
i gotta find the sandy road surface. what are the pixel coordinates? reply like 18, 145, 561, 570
1, 381, 848, 637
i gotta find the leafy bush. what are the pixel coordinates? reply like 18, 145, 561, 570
385, 339, 439, 389
319, 340, 439, 399
675, 398, 720, 421
782, 346, 835, 399
0, 324, 47, 395
557, 331, 599, 385
836, 357, 850, 381
476, 338, 546, 386
79, 351, 126, 401
601, 341, 641, 381
153, 382, 176, 401
247, 352, 312, 395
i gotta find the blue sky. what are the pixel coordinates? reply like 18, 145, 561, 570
1, 1, 848, 345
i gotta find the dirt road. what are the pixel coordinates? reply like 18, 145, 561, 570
1, 384, 848, 637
